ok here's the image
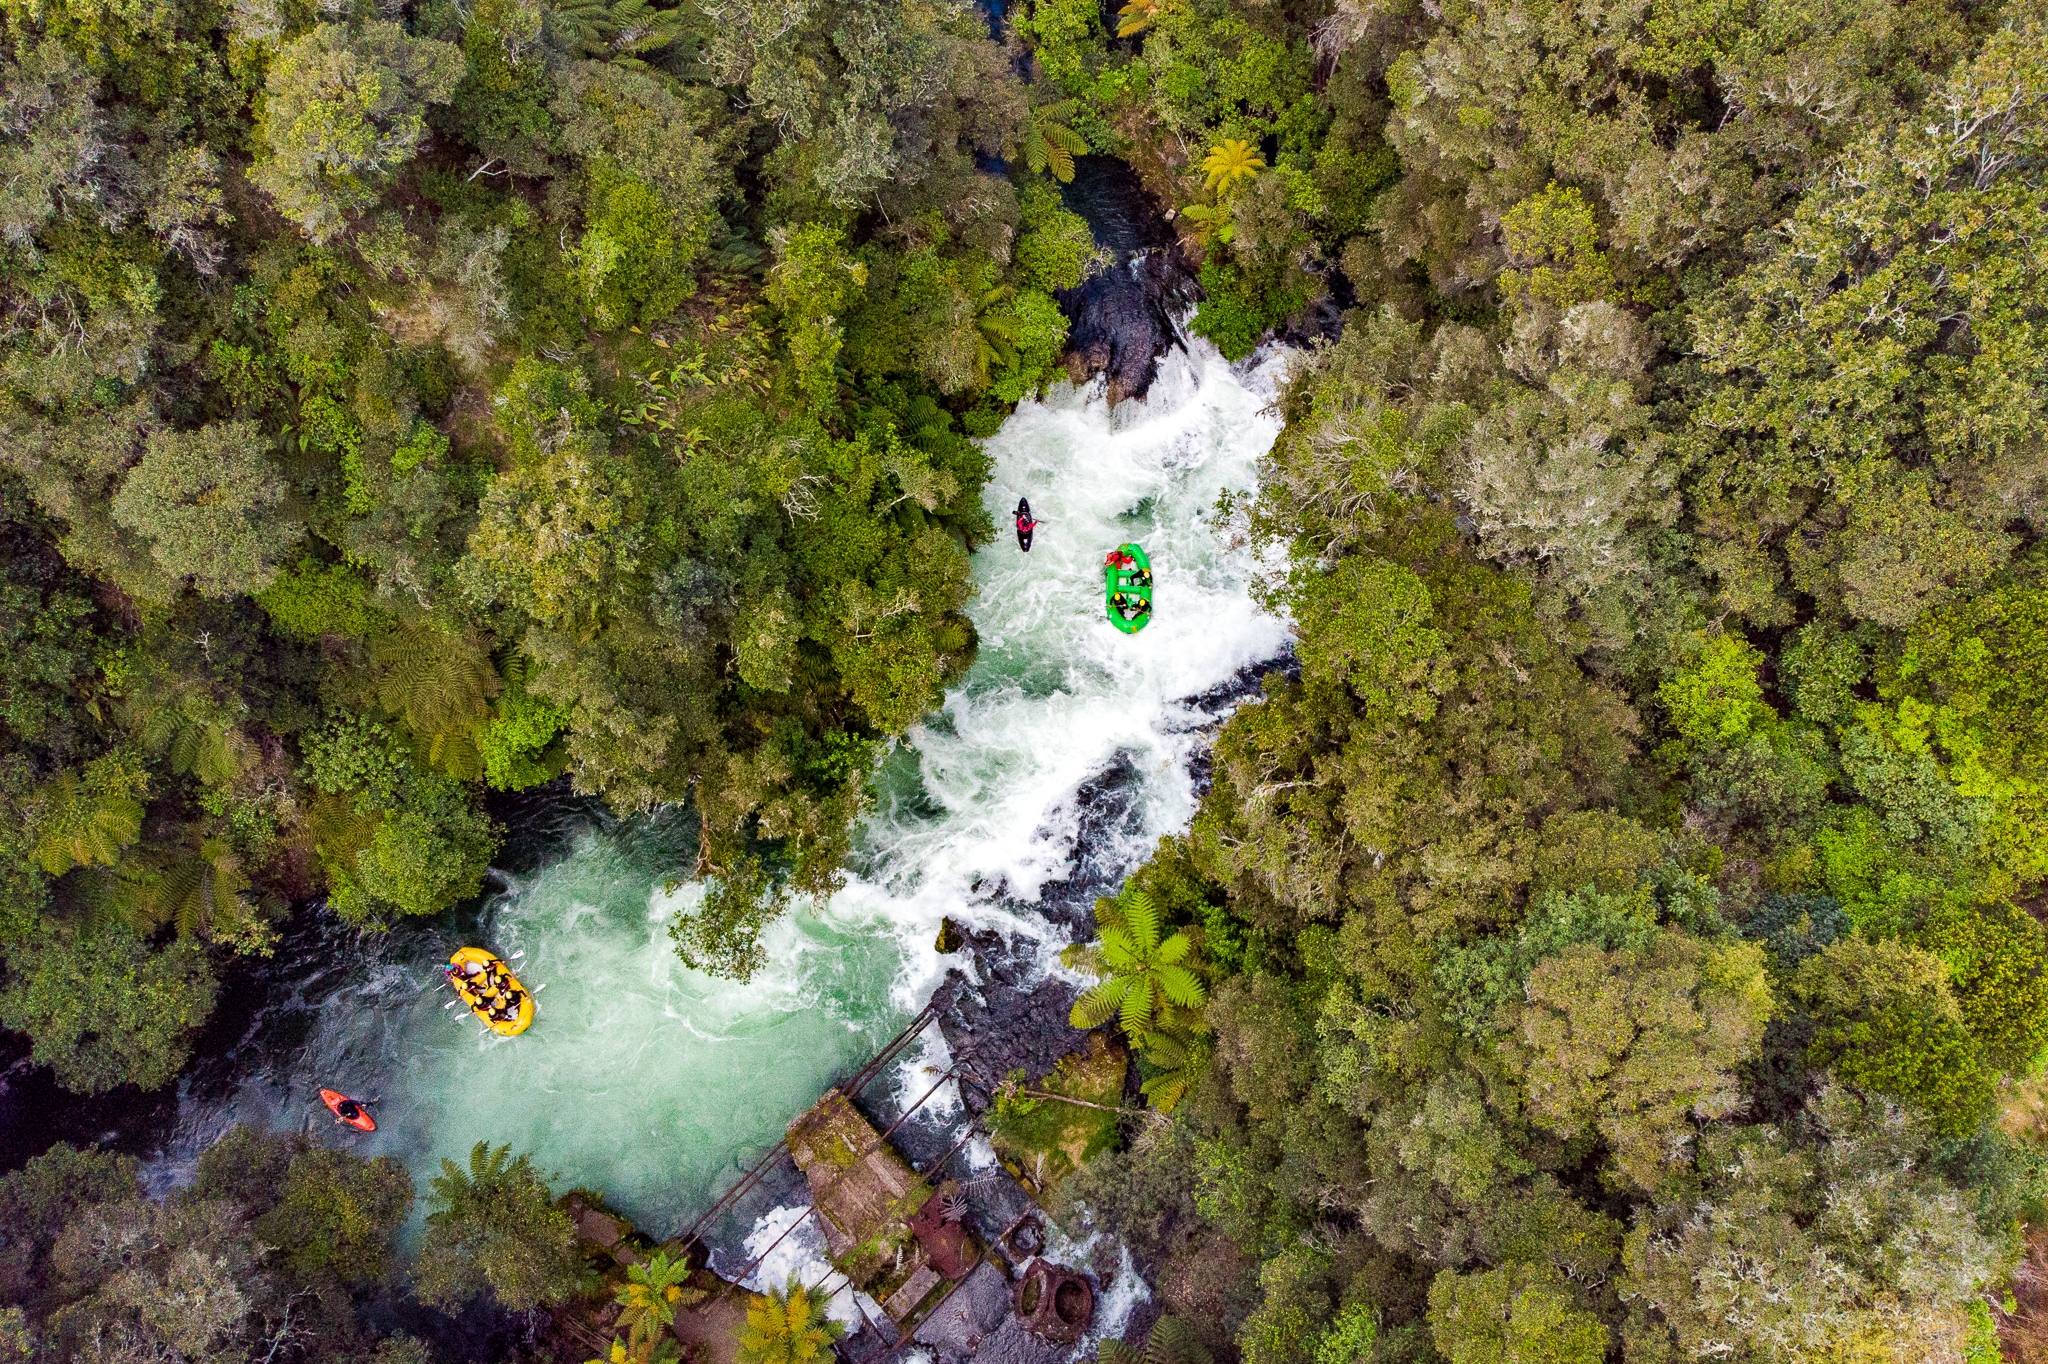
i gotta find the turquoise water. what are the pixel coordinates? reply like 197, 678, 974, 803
152, 338, 1292, 1238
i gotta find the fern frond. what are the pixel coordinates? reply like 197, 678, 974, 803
1139, 1069, 1189, 1112
1098, 1341, 1146, 1364
1119, 974, 1158, 1035
1148, 1317, 1212, 1364
1157, 963, 1207, 1009
1070, 978, 1131, 1028
1119, 888, 1161, 949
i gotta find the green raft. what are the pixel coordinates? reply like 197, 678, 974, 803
1105, 542, 1153, 634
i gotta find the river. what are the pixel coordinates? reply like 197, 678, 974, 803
118, 328, 1292, 1248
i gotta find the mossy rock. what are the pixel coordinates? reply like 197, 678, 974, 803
985, 1033, 1129, 1193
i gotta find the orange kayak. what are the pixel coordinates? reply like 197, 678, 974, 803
321, 1088, 375, 1131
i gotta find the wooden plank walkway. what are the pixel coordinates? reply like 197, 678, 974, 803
672, 998, 945, 1258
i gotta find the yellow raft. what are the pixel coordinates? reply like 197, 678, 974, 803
448, 947, 535, 1036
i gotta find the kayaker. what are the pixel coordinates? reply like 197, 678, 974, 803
333, 1097, 363, 1123
1015, 508, 1038, 539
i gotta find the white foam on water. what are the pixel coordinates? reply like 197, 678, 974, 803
1040, 1223, 1153, 1353
150, 334, 1295, 1247
737, 1203, 884, 1330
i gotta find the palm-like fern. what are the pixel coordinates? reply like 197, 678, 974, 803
1098, 1317, 1213, 1364
974, 287, 1021, 386
127, 670, 251, 789
372, 621, 499, 773
549, 0, 688, 64
1065, 888, 1207, 1036
30, 769, 146, 876
616, 1252, 703, 1355
1022, 101, 1089, 183
736, 1279, 844, 1364
1177, 201, 1233, 247
1136, 1019, 1213, 1114
123, 836, 253, 941
1200, 139, 1265, 197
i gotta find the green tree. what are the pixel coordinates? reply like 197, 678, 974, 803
0, 1144, 141, 1311
451, 0, 555, 174
415, 1143, 581, 1311
1427, 1264, 1607, 1364
253, 1144, 415, 1287
1505, 932, 1771, 1188
736, 1279, 845, 1364
0, 925, 218, 1094
249, 22, 466, 242
1791, 937, 1995, 1138
1659, 635, 1776, 747
555, 61, 730, 329
1918, 898, 2048, 1073
765, 225, 868, 408
109, 420, 303, 598
1620, 1087, 2002, 1362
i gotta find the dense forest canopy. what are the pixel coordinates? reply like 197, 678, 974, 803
4, 0, 2048, 1352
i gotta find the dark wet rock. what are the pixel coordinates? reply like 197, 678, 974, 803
1055, 157, 1198, 403
1025, 750, 1149, 934
1178, 649, 1297, 718
1060, 254, 1199, 403
915, 1261, 1015, 1356
970, 1314, 1071, 1364
934, 954, 1084, 1101
1180, 652, 1298, 799
937, 917, 969, 953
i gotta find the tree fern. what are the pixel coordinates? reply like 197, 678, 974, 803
1066, 885, 1208, 1037
1145, 1317, 1213, 1364
71, 835, 256, 945
372, 620, 499, 752
737, 1279, 844, 1364
616, 1251, 704, 1355
129, 668, 251, 789
548, 0, 688, 63
1137, 1025, 1212, 1114
31, 769, 146, 877
1095, 1316, 1213, 1364
1178, 202, 1233, 247
974, 287, 1022, 385
1023, 101, 1089, 183
1200, 139, 1265, 196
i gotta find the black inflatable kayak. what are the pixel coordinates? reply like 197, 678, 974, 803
1016, 498, 1034, 552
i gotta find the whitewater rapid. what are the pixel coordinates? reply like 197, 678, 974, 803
146, 336, 1292, 1248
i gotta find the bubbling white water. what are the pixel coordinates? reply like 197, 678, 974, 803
151, 336, 1292, 1241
